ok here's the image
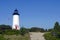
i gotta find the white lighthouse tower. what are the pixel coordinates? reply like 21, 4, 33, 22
12, 9, 20, 30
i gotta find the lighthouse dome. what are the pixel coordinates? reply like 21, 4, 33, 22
13, 9, 20, 15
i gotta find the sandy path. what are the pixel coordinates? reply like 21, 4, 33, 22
29, 32, 45, 40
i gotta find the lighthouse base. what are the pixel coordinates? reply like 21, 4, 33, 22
12, 25, 20, 30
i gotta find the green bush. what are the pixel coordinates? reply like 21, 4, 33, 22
20, 27, 28, 36
4, 30, 20, 35
44, 32, 60, 40
56, 32, 60, 38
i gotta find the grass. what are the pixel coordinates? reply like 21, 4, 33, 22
0, 33, 30, 40
0, 35, 6, 40
44, 32, 60, 40
0, 27, 30, 40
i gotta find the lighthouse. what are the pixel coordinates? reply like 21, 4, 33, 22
12, 9, 20, 30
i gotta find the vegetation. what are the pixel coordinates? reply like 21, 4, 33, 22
20, 27, 29, 36
3, 33, 30, 40
0, 24, 30, 40
44, 32, 60, 40
44, 22, 60, 40
0, 35, 6, 40
29, 27, 45, 32
51, 22, 60, 38
2, 22, 60, 40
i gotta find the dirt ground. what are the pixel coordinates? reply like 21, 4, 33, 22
29, 32, 45, 40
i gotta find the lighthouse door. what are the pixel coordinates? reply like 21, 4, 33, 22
15, 25, 18, 30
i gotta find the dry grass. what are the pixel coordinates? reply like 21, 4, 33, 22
4, 33, 30, 40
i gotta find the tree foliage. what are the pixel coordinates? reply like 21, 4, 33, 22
29, 27, 45, 32
51, 22, 60, 37
54, 22, 60, 32
0, 24, 11, 30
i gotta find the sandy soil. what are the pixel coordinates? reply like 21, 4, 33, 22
29, 32, 45, 40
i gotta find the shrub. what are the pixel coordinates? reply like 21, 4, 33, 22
29, 27, 45, 32
44, 32, 60, 40
20, 27, 28, 36
4, 30, 20, 35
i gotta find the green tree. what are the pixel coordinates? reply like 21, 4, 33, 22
54, 22, 60, 32
48, 29, 53, 32
0, 24, 12, 34
51, 22, 60, 37
0, 24, 11, 30
30, 27, 45, 32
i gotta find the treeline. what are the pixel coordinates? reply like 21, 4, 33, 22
0, 25, 11, 30
0, 25, 46, 32
0, 24, 47, 35
28, 27, 46, 32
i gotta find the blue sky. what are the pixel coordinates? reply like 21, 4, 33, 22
0, 0, 60, 29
